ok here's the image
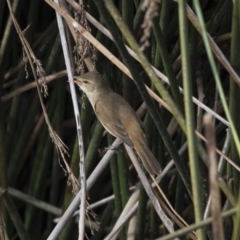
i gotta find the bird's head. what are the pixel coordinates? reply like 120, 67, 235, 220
74, 70, 106, 95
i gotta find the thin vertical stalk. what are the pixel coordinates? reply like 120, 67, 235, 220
133, 0, 144, 35
85, 120, 104, 174
54, 1, 86, 238
204, 114, 224, 240
122, 0, 134, 106
229, 0, 240, 195
152, 17, 183, 112
80, 98, 93, 150
159, 0, 172, 39
135, 184, 147, 239
59, 136, 80, 240
204, 130, 231, 219
178, 0, 205, 239
48, 79, 65, 230
0, 0, 5, 28
117, 147, 129, 237
150, 205, 158, 239
117, 148, 130, 208
25, 0, 41, 42
108, 135, 126, 240
0, 102, 6, 222
0, 0, 20, 82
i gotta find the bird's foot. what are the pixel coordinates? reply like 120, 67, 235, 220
104, 145, 118, 153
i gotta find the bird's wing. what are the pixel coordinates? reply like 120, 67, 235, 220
94, 100, 134, 147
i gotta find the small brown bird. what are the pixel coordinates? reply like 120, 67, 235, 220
74, 70, 161, 175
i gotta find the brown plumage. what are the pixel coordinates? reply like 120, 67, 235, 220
74, 70, 161, 175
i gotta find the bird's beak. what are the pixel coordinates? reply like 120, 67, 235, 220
73, 77, 82, 85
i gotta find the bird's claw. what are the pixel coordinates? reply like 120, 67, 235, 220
104, 145, 118, 153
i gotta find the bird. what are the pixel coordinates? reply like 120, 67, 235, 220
74, 70, 161, 175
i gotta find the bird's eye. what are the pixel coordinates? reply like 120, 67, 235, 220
83, 81, 89, 84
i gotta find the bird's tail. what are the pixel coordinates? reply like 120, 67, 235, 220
133, 138, 161, 175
